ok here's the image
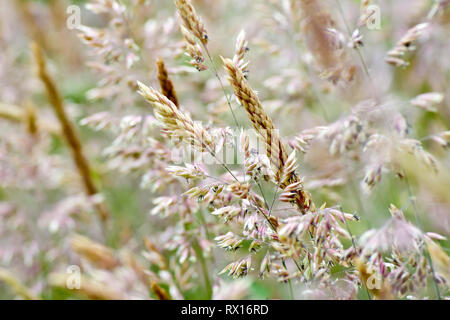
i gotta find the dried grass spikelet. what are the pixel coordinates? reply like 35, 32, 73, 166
259, 252, 271, 279
396, 23, 429, 49
288, 132, 315, 153
0, 268, 40, 300
219, 256, 252, 279
241, 131, 275, 182
359, 0, 376, 27
386, 23, 429, 67
223, 58, 313, 213
354, 258, 394, 300
228, 182, 250, 199
233, 30, 250, 76
280, 151, 298, 186
137, 81, 215, 153
240, 129, 250, 159
71, 234, 119, 270
211, 206, 241, 222
174, 0, 208, 44
167, 164, 206, 179
215, 232, 243, 251
180, 26, 208, 71
222, 57, 287, 180
361, 163, 383, 193
279, 181, 303, 203
48, 273, 124, 300
32, 43, 109, 222
156, 57, 179, 107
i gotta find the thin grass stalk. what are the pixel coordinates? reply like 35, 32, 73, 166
203, 45, 240, 127
191, 235, 213, 299
32, 43, 109, 223
404, 175, 441, 300
338, 206, 372, 299
156, 57, 179, 108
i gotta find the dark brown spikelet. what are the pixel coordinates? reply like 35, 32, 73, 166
150, 280, 171, 300
156, 57, 179, 108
